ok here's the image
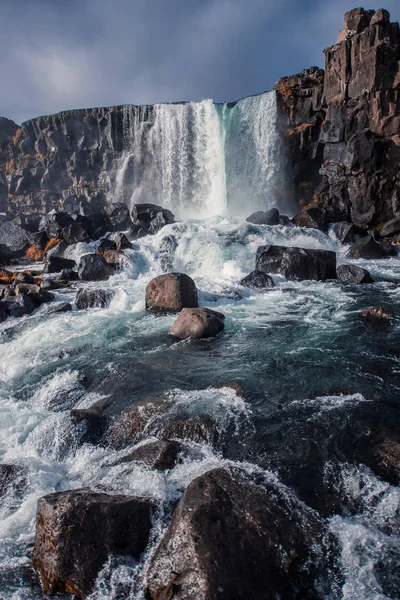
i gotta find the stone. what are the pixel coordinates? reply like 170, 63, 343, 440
62, 221, 90, 245
59, 268, 79, 281
3, 294, 36, 318
146, 467, 335, 600
32, 489, 155, 597
15, 272, 35, 284
344, 7, 374, 34
132, 203, 175, 229
44, 256, 76, 274
40, 212, 74, 239
0, 302, 7, 322
75, 288, 113, 309
13, 214, 42, 232
159, 235, 177, 272
360, 306, 394, 321
162, 415, 219, 446
370, 438, 400, 485
145, 273, 198, 312
169, 307, 225, 339
78, 254, 113, 281
346, 237, 384, 260
120, 439, 182, 471
102, 249, 126, 267
380, 241, 397, 258
333, 222, 366, 245
40, 279, 64, 291
246, 208, 280, 225
0, 464, 21, 497
103, 202, 132, 231
370, 8, 390, 26
113, 232, 131, 250
46, 302, 73, 314
256, 245, 336, 281
240, 270, 274, 289
292, 211, 319, 230
0, 221, 28, 258
337, 264, 373, 284
96, 237, 117, 253
15, 283, 54, 306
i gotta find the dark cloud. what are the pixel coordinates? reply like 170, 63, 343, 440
0, 0, 399, 123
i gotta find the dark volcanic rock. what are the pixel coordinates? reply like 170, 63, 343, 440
13, 214, 42, 233
292, 211, 320, 230
46, 302, 73, 314
380, 217, 400, 238
145, 273, 198, 312
0, 302, 8, 322
78, 253, 113, 281
240, 270, 274, 289
75, 288, 113, 309
337, 264, 373, 284
132, 203, 175, 230
103, 202, 132, 231
333, 222, 366, 245
146, 467, 335, 600
256, 245, 336, 281
44, 256, 76, 274
3, 294, 36, 318
0, 464, 21, 497
40, 212, 74, 239
246, 208, 280, 225
113, 232, 131, 250
59, 268, 79, 281
0, 222, 28, 258
169, 307, 225, 339
32, 489, 155, 597
120, 439, 182, 471
346, 236, 384, 260
62, 221, 90, 245
15, 283, 54, 306
162, 415, 219, 446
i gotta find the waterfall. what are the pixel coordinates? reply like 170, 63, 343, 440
111, 91, 284, 219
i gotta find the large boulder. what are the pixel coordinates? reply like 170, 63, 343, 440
240, 270, 274, 289
0, 222, 28, 259
78, 254, 113, 281
145, 273, 198, 312
333, 222, 366, 245
169, 307, 225, 340
32, 489, 155, 597
15, 283, 54, 306
380, 217, 400, 238
256, 245, 336, 281
3, 294, 36, 318
346, 236, 384, 259
337, 264, 373, 284
120, 439, 182, 471
103, 202, 132, 231
44, 256, 76, 274
146, 468, 335, 600
62, 221, 90, 245
292, 211, 320, 230
132, 203, 175, 235
75, 288, 113, 309
246, 208, 280, 226
39, 212, 74, 239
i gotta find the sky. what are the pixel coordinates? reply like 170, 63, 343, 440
1, 0, 400, 124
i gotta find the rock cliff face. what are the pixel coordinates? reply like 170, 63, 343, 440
0, 7, 400, 228
276, 7, 400, 226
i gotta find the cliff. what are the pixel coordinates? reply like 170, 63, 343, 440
276, 7, 400, 226
1, 7, 400, 228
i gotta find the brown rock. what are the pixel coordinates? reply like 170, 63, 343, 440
145, 273, 198, 312
120, 439, 182, 471
169, 307, 225, 339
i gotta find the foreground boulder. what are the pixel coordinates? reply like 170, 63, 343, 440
32, 489, 155, 597
169, 307, 225, 339
337, 264, 373, 284
246, 208, 279, 225
78, 254, 113, 281
146, 467, 335, 600
75, 288, 113, 309
256, 245, 336, 281
145, 273, 198, 312
240, 270, 274, 289
0, 221, 28, 259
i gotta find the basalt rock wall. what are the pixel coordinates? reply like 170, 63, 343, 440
276, 7, 400, 227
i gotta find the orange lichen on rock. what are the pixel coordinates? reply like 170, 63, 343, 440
288, 123, 313, 136
0, 269, 16, 284
44, 238, 62, 253
25, 246, 45, 261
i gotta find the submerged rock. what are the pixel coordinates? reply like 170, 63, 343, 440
145, 273, 198, 312
75, 288, 113, 309
120, 439, 182, 471
146, 467, 335, 600
246, 208, 280, 225
169, 307, 225, 339
256, 245, 336, 281
337, 264, 373, 284
32, 489, 155, 598
78, 254, 113, 281
360, 306, 394, 321
240, 270, 274, 289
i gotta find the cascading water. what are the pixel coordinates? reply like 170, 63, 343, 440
110, 91, 286, 219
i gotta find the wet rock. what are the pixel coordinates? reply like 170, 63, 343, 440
120, 439, 182, 471
75, 288, 113, 309
44, 256, 76, 274
113, 232, 131, 250
78, 253, 113, 281
0, 464, 21, 497
0, 268, 16, 284
162, 415, 219, 446
15, 272, 35, 284
15, 283, 54, 306
62, 221, 90, 245
145, 273, 198, 312
380, 241, 397, 258
169, 307, 225, 339
27, 230, 49, 251
256, 245, 336, 281
132, 203, 175, 234
246, 208, 280, 225
346, 236, 384, 260
146, 467, 335, 600
371, 439, 400, 486
96, 236, 117, 253
379, 218, 400, 238
102, 249, 126, 267
59, 268, 79, 281
13, 214, 42, 233
333, 222, 366, 245
240, 270, 274, 289
32, 489, 156, 598
337, 264, 373, 284
40, 212, 74, 239
0, 302, 7, 322
148, 211, 172, 234
0, 221, 28, 259
360, 306, 394, 321
159, 235, 177, 272
40, 279, 64, 291
103, 202, 132, 231
129, 223, 149, 240
46, 302, 73, 314
3, 294, 36, 318
292, 211, 320, 230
